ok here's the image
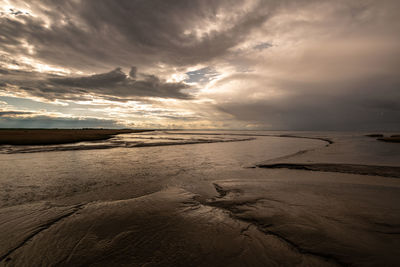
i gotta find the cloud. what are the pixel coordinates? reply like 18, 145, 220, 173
214, 62, 400, 130
253, 42, 273, 51
0, 110, 34, 117
0, 115, 125, 129
1, 67, 192, 101
0, 0, 273, 72
50, 67, 192, 99
218, 94, 400, 131
204, 0, 400, 130
1, 0, 400, 130
51, 68, 127, 87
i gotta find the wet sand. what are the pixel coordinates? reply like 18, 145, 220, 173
0, 132, 399, 266
0, 129, 151, 145
258, 163, 400, 178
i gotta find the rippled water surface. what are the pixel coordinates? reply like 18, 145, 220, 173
0, 131, 325, 207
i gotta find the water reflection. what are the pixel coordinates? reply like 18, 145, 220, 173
0, 131, 324, 207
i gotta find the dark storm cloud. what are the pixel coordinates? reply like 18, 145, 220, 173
0, 0, 273, 71
52, 68, 127, 88
0, 111, 34, 117
204, 0, 400, 131
219, 99, 400, 131
50, 67, 191, 99
0, 67, 191, 101
217, 73, 400, 131
0, 69, 9, 75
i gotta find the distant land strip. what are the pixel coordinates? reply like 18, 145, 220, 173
377, 136, 400, 143
365, 134, 400, 143
258, 163, 400, 178
0, 129, 153, 145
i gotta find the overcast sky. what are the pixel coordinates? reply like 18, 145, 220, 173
1, 0, 399, 130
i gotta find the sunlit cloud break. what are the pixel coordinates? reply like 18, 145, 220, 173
0, 0, 399, 130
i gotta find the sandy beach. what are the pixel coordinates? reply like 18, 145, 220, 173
0, 131, 399, 266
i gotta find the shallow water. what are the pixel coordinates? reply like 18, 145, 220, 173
0, 131, 253, 154
0, 131, 325, 207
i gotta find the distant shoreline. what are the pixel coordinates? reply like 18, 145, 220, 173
0, 129, 153, 145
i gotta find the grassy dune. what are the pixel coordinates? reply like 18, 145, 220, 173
0, 129, 151, 145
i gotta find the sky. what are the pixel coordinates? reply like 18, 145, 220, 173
0, 0, 399, 130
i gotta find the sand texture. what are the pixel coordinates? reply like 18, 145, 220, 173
0, 131, 399, 266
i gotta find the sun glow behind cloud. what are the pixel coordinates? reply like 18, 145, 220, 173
0, 0, 399, 130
